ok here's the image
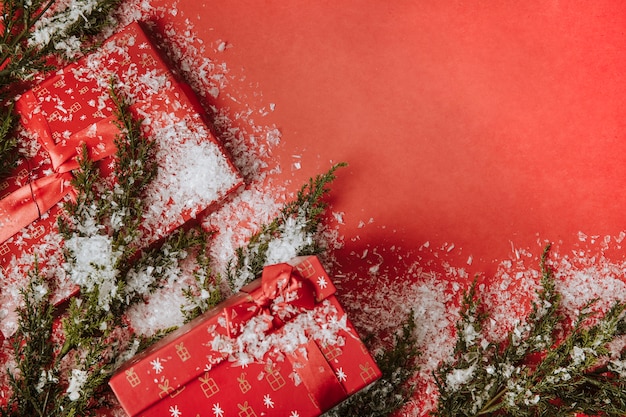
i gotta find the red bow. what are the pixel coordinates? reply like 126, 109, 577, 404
0, 92, 120, 244
223, 263, 317, 338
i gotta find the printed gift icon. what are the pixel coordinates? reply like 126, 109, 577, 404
295, 259, 316, 278
264, 364, 286, 391
158, 379, 185, 399
238, 372, 251, 394
359, 363, 378, 383
125, 368, 141, 388
198, 372, 219, 398
237, 401, 257, 417
321, 342, 342, 362
176, 342, 191, 362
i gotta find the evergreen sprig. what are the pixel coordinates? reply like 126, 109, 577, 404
0, 0, 121, 178
1, 263, 60, 417
225, 162, 347, 291
433, 245, 626, 417
325, 313, 420, 417
181, 234, 224, 323
2, 80, 204, 416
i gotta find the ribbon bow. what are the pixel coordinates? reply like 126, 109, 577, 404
223, 263, 317, 338
0, 89, 120, 244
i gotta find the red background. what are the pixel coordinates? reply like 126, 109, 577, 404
159, 1, 626, 279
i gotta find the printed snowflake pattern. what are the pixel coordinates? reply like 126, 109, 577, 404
169, 405, 182, 417
336, 367, 347, 382
290, 411, 300, 417
150, 358, 164, 374
212, 403, 224, 417
317, 275, 328, 289
263, 394, 275, 408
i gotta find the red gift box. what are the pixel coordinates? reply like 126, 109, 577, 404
0, 22, 242, 336
9, 21, 242, 247
109, 256, 382, 416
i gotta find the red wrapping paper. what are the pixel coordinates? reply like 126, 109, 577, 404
0, 137, 78, 337
109, 256, 381, 417
11, 21, 242, 246
0, 21, 242, 337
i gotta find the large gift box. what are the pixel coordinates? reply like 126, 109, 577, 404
13, 21, 243, 246
109, 256, 382, 416
0, 21, 243, 337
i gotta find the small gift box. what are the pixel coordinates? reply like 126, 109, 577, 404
109, 256, 382, 416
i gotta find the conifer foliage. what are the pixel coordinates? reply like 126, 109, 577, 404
433, 246, 626, 417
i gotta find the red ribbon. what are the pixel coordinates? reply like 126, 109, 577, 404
223, 262, 346, 412
0, 90, 120, 244
289, 340, 347, 411
223, 263, 317, 338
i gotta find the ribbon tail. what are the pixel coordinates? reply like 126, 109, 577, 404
0, 173, 73, 244
289, 340, 347, 412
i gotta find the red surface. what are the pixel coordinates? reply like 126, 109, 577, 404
124, 3, 626, 415
157, 1, 626, 279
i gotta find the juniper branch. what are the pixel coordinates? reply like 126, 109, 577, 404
433, 245, 626, 417
226, 162, 347, 290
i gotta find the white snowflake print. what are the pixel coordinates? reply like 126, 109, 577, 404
169, 405, 182, 417
263, 394, 275, 408
150, 358, 164, 374
212, 403, 224, 417
336, 367, 347, 382
317, 275, 328, 289
289, 411, 300, 417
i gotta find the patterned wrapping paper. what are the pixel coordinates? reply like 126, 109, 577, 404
0, 21, 243, 337
13, 21, 243, 247
109, 256, 382, 417
0, 134, 77, 337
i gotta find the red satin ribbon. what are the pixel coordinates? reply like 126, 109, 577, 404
223, 264, 346, 411
224, 263, 317, 338
18, 90, 120, 174
0, 91, 120, 244
0, 173, 74, 243
289, 340, 348, 411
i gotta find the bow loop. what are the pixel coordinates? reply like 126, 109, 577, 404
224, 263, 317, 338
0, 91, 121, 244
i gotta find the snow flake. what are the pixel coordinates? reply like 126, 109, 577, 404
150, 358, 164, 374
66, 369, 88, 401
290, 412, 300, 417
263, 394, 275, 408
169, 405, 182, 417
336, 367, 347, 382
212, 403, 224, 417
317, 275, 328, 289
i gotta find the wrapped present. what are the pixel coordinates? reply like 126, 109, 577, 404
109, 256, 382, 416
11, 20, 242, 247
0, 136, 77, 337
0, 22, 242, 336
